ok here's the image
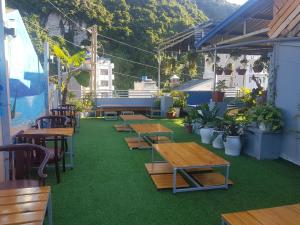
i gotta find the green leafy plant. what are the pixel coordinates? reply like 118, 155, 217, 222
215, 65, 224, 75
224, 63, 233, 75
171, 91, 188, 108
197, 103, 218, 127
215, 80, 227, 92
248, 104, 283, 132
240, 58, 248, 65
222, 115, 247, 141
168, 107, 176, 114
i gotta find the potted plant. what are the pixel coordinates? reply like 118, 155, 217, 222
236, 67, 247, 75
249, 105, 283, 132
215, 65, 224, 75
183, 115, 193, 133
212, 117, 225, 149
212, 80, 227, 102
198, 104, 218, 144
240, 58, 248, 66
171, 91, 188, 118
253, 59, 265, 73
224, 63, 233, 75
223, 116, 245, 156
166, 107, 176, 119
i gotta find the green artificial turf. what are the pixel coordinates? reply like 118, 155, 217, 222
47, 118, 300, 225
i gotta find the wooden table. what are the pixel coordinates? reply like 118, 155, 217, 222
222, 203, 300, 225
129, 123, 174, 149
24, 128, 75, 168
153, 142, 230, 193
0, 186, 53, 225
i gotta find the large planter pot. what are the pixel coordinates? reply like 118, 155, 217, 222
224, 136, 242, 156
212, 130, 224, 149
212, 91, 224, 102
174, 107, 180, 118
244, 127, 282, 160
200, 127, 214, 144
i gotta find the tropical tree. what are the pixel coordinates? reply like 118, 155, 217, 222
52, 44, 91, 104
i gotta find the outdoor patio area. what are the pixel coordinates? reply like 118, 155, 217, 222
47, 118, 300, 225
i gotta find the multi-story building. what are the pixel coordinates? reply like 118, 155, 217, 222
70, 57, 115, 98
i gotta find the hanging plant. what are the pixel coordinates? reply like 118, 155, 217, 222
253, 60, 265, 73
224, 63, 233, 75
236, 67, 247, 75
213, 65, 224, 75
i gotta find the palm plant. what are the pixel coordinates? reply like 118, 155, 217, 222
52, 44, 91, 105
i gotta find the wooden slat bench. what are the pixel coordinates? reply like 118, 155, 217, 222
222, 203, 300, 225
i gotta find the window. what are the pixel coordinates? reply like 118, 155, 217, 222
101, 81, 109, 87
100, 69, 108, 75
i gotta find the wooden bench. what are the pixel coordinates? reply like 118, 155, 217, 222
222, 203, 300, 225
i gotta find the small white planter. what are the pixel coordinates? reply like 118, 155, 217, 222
200, 127, 214, 144
193, 122, 202, 135
224, 136, 242, 156
174, 107, 180, 118
259, 122, 271, 132
212, 131, 224, 149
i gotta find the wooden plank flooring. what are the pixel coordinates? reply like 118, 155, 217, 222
150, 174, 189, 189
192, 173, 233, 187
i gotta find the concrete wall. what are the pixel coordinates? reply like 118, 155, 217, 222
275, 41, 300, 165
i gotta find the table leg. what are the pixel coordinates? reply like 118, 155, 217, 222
173, 168, 177, 194
47, 192, 53, 225
225, 165, 230, 189
68, 136, 74, 169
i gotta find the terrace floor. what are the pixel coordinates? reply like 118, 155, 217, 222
48, 118, 300, 225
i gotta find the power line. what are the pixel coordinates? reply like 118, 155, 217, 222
98, 34, 156, 55
114, 71, 141, 79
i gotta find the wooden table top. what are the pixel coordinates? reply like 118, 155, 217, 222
120, 115, 150, 121
0, 186, 50, 225
23, 128, 74, 137
130, 123, 173, 134
153, 142, 229, 168
222, 203, 300, 225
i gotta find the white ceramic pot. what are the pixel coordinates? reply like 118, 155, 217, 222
259, 122, 271, 132
212, 131, 224, 149
174, 107, 180, 118
224, 136, 242, 156
200, 127, 214, 144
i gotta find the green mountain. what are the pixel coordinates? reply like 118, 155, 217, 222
7, 0, 238, 89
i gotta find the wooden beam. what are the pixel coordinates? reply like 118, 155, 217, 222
217, 28, 269, 45
270, 5, 300, 38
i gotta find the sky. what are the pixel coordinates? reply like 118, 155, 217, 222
226, 0, 248, 5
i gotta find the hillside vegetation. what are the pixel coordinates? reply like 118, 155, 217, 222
8, 0, 238, 89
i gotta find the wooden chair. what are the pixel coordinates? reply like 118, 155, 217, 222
15, 131, 66, 184
51, 108, 76, 131
0, 143, 50, 189
59, 104, 76, 110
35, 115, 69, 129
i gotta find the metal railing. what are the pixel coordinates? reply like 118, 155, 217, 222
70, 89, 157, 98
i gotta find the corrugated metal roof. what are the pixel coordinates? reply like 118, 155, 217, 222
195, 0, 273, 50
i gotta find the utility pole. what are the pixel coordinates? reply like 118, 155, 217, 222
90, 25, 98, 96
44, 42, 50, 114
0, 0, 11, 145
157, 50, 161, 91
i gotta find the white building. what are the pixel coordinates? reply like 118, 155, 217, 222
204, 54, 269, 91
70, 57, 115, 98
128, 76, 158, 98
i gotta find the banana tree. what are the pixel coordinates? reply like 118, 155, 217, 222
52, 44, 91, 105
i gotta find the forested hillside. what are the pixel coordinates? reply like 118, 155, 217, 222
7, 0, 238, 89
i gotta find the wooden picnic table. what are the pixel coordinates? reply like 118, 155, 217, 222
0, 186, 53, 225
152, 142, 231, 193
222, 203, 300, 225
23, 128, 75, 168
126, 123, 173, 150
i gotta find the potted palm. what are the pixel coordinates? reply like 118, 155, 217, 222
171, 91, 188, 118
198, 104, 218, 144
223, 116, 245, 156
212, 80, 227, 102
224, 63, 233, 75
212, 117, 225, 149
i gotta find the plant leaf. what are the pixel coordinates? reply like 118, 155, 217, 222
73, 70, 91, 87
